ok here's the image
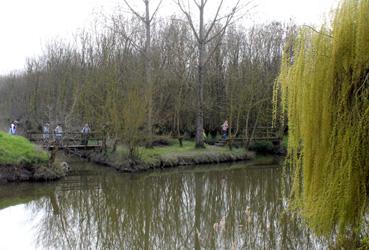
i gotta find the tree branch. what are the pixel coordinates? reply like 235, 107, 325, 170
123, 0, 145, 22
193, 0, 201, 8
204, 33, 224, 65
203, 0, 224, 40
109, 17, 146, 56
303, 25, 333, 38
150, 0, 163, 22
176, 0, 200, 42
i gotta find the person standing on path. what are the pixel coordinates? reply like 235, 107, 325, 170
221, 120, 229, 140
8, 121, 17, 135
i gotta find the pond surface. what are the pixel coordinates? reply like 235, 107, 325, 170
0, 158, 327, 249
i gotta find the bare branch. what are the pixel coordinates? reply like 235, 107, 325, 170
123, 0, 145, 22
150, 0, 163, 22
205, 24, 227, 44
303, 25, 334, 38
205, 15, 232, 44
193, 0, 201, 8
204, 33, 224, 65
176, 0, 200, 42
203, 0, 225, 41
109, 16, 145, 56
204, 0, 245, 45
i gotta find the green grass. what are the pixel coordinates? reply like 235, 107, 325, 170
0, 132, 48, 165
107, 140, 247, 166
141, 140, 243, 160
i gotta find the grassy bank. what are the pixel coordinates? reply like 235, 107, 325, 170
94, 140, 253, 172
141, 141, 249, 166
0, 132, 66, 183
0, 131, 48, 164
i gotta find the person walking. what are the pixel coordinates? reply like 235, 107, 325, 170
54, 124, 63, 145
221, 120, 229, 140
42, 123, 50, 144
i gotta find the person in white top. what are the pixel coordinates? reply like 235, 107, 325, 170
54, 124, 63, 145
42, 123, 50, 143
8, 121, 16, 135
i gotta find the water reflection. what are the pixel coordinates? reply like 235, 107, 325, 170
1, 161, 326, 249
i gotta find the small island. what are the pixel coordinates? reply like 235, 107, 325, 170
92, 139, 256, 172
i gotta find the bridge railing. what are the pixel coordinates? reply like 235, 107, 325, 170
249, 126, 282, 140
222, 127, 283, 149
26, 132, 104, 147
225, 127, 282, 141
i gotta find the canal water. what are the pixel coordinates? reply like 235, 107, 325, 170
0, 158, 327, 249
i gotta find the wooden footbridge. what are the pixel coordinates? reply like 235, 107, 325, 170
26, 132, 105, 155
215, 127, 283, 147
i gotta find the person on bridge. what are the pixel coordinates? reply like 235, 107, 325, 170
81, 123, 90, 146
54, 124, 63, 145
42, 123, 50, 144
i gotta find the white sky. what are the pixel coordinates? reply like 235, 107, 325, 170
0, 0, 339, 75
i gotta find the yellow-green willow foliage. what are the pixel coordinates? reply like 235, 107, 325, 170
275, 0, 369, 236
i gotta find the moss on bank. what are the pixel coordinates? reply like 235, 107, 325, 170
93, 140, 253, 172
0, 132, 48, 164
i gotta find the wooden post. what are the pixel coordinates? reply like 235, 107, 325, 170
48, 142, 58, 167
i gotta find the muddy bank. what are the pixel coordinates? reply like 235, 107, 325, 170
91, 151, 255, 173
0, 163, 68, 183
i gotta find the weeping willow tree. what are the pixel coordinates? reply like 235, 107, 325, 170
275, 0, 369, 237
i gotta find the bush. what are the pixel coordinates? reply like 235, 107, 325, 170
151, 135, 177, 146
358, 237, 369, 250
249, 140, 274, 154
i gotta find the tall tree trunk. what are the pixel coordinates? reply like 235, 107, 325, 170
144, 0, 153, 147
195, 1, 205, 148
123, 0, 162, 147
177, 0, 241, 148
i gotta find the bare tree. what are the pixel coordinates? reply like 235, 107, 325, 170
176, 0, 242, 147
123, 0, 163, 147
0, 9, 294, 155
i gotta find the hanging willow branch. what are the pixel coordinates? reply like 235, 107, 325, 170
302, 25, 334, 39
274, 0, 369, 237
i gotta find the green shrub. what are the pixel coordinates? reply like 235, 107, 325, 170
358, 237, 369, 250
151, 135, 177, 146
249, 141, 274, 154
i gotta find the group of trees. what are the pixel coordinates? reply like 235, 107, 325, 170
2, 0, 367, 243
0, 1, 294, 150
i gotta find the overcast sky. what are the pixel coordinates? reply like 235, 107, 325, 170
0, 0, 339, 75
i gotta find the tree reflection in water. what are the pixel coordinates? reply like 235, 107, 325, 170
26, 162, 326, 249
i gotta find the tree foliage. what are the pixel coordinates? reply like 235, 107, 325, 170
275, 0, 369, 236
